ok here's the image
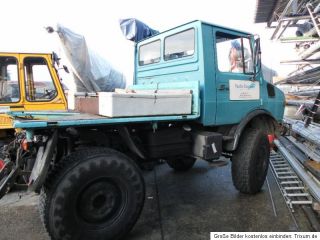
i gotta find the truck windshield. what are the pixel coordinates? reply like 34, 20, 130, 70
0, 56, 20, 103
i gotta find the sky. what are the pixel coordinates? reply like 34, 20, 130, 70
1, 0, 297, 89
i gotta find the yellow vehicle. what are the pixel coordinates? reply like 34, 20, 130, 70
0, 52, 67, 135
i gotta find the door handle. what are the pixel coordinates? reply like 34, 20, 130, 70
218, 84, 229, 91
218, 84, 225, 90
10, 105, 24, 109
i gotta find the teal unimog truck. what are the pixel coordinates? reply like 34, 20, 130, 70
0, 20, 284, 240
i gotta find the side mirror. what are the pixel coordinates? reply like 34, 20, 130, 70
252, 36, 261, 81
45, 26, 55, 34
52, 52, 61, 67
63, 65, 70, 74
254, 37, 261, 72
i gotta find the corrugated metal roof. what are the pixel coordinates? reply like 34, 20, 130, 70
254, 0, 320, 23
254, 0, 279, 23
254, 0, 293, 24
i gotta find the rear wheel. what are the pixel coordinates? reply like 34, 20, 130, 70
231, 128, 270, 194
166, 156, 196, 171
39, 148, 145, 240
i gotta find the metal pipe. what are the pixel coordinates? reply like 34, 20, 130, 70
278, 137, 308, 164
280, 59, 320, 64
299, 41, 320, 59
277, 21, 291, 40
288, 90, 320, 97
287, 136, 320, 162
270, 0, 298, 39
271, 21, 283, 40
275, 65, 320, 84
289, 120, 320, 145
274, 139, 320, 202
314, 2, 320, 13
267, 0, 282, 27
280, 38, 319, 43
306, 3, 320, 39
281, 15, 313, 21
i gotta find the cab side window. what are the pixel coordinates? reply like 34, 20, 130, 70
24, 57, 57, 101
139, 40, 161, 66
164, 28, 195, 61
0, 56, 20, 103
216, 32, 253, 74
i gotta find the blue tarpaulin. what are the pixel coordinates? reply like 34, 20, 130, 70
119, 18, 159, 42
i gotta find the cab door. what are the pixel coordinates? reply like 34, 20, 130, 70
214, 31, 261, 125
0, 53, 24, 111
19, 54, 67, 111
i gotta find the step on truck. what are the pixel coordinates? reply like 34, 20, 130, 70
0, 20, 285, 240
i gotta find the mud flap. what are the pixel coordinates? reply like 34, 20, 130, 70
28, 130, 58, 192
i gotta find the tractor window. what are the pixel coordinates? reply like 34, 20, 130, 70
24, 57, 57, 101
0, 56, 20, 103
216, 32, 253, 74
139, 40, 161, 66
164, 28, 195, 61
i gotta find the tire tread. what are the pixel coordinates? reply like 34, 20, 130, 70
231, 128, 269, 194
39, 147, 145, 240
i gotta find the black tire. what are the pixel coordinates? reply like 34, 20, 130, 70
39, 147, 145, 240
166, 156, 196, 171
231, 128, 270, 194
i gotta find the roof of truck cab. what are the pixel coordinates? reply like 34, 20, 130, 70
0, 51, 52, 55
198, 20, 252, 35
137, 20, 253, 43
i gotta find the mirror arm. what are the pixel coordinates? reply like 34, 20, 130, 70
251, 63, 256, 81
252, 36, 261, 82
251, 41, 257, 81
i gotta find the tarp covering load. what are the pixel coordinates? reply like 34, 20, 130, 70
56, 24, 126, 92
119, 18, 159, 42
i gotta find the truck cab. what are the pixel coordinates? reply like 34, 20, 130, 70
135, 20, 284, 127
0, 52, 67, 130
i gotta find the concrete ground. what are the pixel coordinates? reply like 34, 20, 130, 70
0, 160, 313, 240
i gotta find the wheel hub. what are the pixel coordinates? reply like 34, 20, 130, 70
78, 180, 122, 224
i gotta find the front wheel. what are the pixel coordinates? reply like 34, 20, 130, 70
231, 128, 270, 194
39, 148, 145, 240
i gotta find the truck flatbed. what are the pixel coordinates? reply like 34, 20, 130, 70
9, 111, 199, 129
8, 81, 201, 129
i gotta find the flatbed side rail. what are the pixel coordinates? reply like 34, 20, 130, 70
9, 81, 200, 129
